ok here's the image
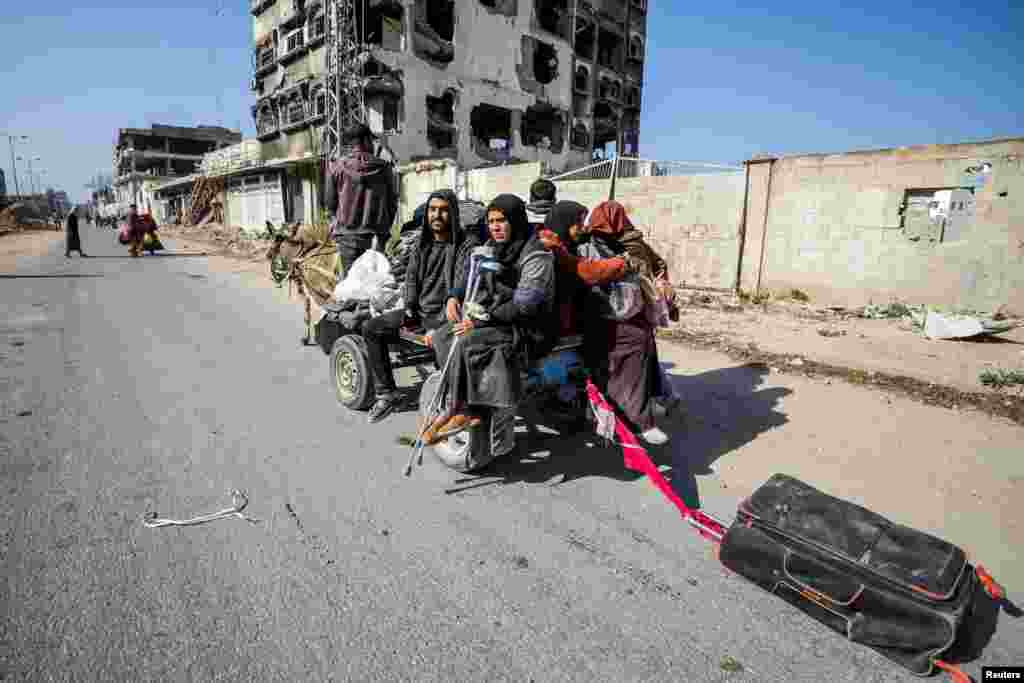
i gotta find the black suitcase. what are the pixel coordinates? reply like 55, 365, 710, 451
718, 474, 992, 679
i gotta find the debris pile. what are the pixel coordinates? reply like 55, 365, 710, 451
160, 221, 275, 260
0, 202, 53, 234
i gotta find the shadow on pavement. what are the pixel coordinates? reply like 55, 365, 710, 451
0, 274, 105, 279
83, 253, 209, 258
653, 361, 791, 509
445, 362, 790, 505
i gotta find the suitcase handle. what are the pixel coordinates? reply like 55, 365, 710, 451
975, 564, 1004, 601
933, 659, 971, 683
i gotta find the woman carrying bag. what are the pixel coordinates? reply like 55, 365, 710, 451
581, 201, 680, 445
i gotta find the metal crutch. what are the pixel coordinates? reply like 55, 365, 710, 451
403, 252, 487, 476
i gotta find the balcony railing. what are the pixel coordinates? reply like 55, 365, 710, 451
307, 14, 327, 47
280, 100, 309, 132
255, 47, 276, 76
256, 109, 280, 139
279, 27, 308, 63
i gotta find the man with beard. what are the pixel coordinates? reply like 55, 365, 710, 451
425, 194, 556, 443
360, 190, 464, 423
324, 123, 398, 275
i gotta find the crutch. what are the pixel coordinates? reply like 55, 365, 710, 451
403, 250, 490, 476
403, 253, 484, 475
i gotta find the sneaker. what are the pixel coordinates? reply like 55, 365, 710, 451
641, 426, 670, 445
368, 393, 399, 423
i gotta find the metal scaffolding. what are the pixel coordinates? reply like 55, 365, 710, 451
323, 0, 365, 165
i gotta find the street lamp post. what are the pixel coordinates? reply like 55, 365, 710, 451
17, 156, 42, 195
3, 134, 29, 197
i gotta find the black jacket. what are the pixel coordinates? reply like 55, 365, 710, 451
403, 190, 464, 319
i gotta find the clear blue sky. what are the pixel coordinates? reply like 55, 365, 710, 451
2, 1, 1021, 203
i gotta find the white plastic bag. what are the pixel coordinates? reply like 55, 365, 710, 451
333, 249, 395, 303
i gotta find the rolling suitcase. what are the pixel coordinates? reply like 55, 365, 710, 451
717, 474, 1002, 680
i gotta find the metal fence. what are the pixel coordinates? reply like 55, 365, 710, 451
547, 157, 743, 183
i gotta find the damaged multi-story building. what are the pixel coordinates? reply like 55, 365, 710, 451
111, 124, 242, 216
250, 0, 648, 192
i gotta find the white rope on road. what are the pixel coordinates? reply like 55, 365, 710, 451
142, 490, 260, 528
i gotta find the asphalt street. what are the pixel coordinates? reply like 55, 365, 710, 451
2, 223, 1021, 682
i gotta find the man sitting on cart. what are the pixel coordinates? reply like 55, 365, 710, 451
423, 194, 557, 444
361, 189, 466, 423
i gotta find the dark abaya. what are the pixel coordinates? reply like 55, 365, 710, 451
65, 213, 83, 255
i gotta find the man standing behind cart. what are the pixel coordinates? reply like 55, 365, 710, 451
324, 123, 398, 276
360, 190, 464, 424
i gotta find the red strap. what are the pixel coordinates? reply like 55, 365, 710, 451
975, 565, 1004, 601
585, 380, 727, 543
933, 659, 972, 683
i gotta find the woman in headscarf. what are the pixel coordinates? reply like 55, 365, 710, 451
64, 209, 87, 258
582, 200, 674, 445
536, 200, 630, 336
426, 194, 556, 443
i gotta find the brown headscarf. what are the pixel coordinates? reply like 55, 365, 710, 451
586, 200, 634, 237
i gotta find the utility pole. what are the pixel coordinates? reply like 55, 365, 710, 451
18, 156, 41, 195
4, 134, 28, 197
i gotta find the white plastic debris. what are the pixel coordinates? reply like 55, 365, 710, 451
333, 250, 394, 303
924, 311, 986, 340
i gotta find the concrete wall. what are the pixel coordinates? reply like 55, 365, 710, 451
739, 138, 1024, 311
395, 160, 544, 225
396, 159, 458, 225
426, 137, 1024, 311
553, 172, 747, 290
462, 161, 544, 206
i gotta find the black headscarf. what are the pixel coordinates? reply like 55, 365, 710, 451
484, 194, 531, 267
543, 200, 588, 254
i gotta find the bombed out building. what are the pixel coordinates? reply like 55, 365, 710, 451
112, 124, 242, 215
250, 0, 648, 173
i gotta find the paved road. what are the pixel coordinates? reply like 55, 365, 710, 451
2, 224, 1021, 682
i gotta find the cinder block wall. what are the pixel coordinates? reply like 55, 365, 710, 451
393, 138, 1024, 312
554, 173, 746, 290
740, 139, 1024, 311
463, 161, 544, 205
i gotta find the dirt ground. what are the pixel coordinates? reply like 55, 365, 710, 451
673, 297, 1024, 395
0, 227, 66, 271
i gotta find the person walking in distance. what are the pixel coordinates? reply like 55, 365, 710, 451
323, 123, 398, 277
65, 209, 87, 258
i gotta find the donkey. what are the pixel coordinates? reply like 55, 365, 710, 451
265, 221, 338, 346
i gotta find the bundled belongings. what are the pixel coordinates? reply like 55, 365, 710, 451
718, 474, 1003, 681
142, 230, 164, 253
388, 202, 427, 288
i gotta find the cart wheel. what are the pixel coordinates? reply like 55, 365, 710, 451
419, 370, 496, 473
330, 335, 374, 410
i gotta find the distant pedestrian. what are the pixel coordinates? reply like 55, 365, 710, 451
65, 211, 87, 258
124, 204, 147, 257
324, 123, 398, 278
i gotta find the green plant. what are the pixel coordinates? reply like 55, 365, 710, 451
979, 368, 1024, 389
788, 288, 810, 303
